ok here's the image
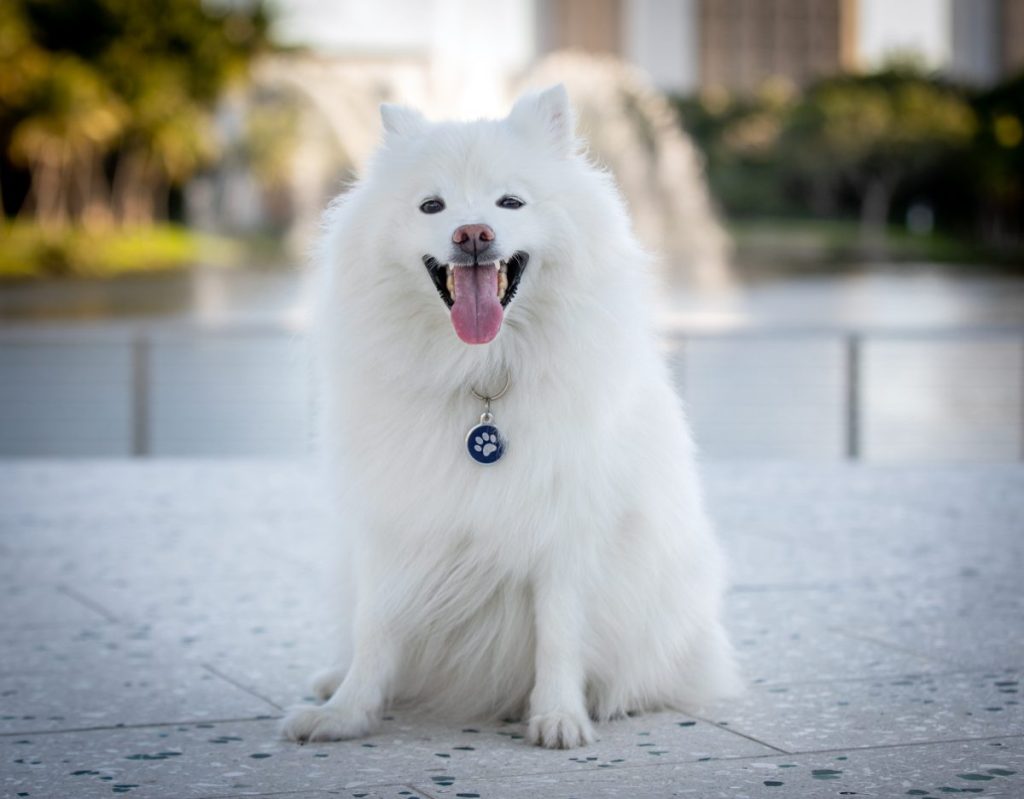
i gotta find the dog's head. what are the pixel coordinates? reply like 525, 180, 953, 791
364, 85, 582, 345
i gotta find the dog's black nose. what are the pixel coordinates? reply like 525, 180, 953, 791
452, 224, 495, 257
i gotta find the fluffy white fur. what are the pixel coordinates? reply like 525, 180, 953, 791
280, 84, 740, 749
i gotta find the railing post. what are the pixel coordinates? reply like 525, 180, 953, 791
131, 335, 150, 456
845, 333, 860, 460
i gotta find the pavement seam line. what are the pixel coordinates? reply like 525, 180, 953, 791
201, 662, 285, 711
406, 782, 441, 799
55, 583, 120, 623
689, 715, 790, 754
0, 714, 281, 737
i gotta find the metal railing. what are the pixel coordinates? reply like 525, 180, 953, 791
2, 322, 1022, 460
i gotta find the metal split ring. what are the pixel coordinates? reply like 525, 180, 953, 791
470, 372, 511, 404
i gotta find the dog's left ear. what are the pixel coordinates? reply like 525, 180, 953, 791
380, 103, 428, 139
508, 84, 575, 157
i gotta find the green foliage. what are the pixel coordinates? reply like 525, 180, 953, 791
970, 72, 1024, 240
242, 87, 303, 190
783, 68, 976, 231
0, 0, 271, 226
0, 221, 244, 278
730, 217, 1023, 267
7, 53, 125, 169
675, 80, 798, 216
675, 65, 1024, 248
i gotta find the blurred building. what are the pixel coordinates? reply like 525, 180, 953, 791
1005, 0, 1024, 72
695, 0, 857, 93
950, 0, 1024, 85
536, 0, 856, 93
272, 1, 1024, 98
534, 0, 1024, 94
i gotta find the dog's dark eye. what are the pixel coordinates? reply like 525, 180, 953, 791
497, 195, 525, 210
419, 198, 445, 214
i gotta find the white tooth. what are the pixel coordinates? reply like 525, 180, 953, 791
446, 267, 455, 298
497, 271, 508, 300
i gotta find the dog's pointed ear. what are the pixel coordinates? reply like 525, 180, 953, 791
380, 103, 428, 138
508, 84, 575, 157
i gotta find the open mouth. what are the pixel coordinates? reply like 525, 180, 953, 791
422, 251, 529, 344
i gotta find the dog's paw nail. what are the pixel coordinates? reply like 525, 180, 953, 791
280, 704, 376, 742
527, 711, 595, 749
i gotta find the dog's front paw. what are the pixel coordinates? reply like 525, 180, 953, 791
309, 667, 346, 702
279, 703, 377, 743
527, 710, 595, 749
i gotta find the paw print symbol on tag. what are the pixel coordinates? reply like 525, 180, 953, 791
465, 422, 505, 464
475, 431, 499, 456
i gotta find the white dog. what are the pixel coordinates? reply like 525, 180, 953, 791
281, 84, 739, 749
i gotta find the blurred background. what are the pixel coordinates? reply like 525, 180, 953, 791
0, 0, 1021, 461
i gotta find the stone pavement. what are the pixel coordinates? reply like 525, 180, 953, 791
1, 461, 1021, 798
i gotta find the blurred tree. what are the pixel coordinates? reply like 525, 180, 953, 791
239, 85, 302, 229
8, 55, 125, 227
108, 65, 218, 224
244, 95, 300, 192
674, 82, 796, 218
782, 67, 976, 243
971, 73, 1024, 245
0, 0, 270, 227
677, 64, 1024, 253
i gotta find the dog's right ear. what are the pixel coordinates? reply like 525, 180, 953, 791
380, 103, 428, 138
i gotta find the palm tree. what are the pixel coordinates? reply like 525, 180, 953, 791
110, 66, 217, 224
9, 55, 124, 228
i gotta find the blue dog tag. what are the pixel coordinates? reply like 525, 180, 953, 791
466, 414, 505, 464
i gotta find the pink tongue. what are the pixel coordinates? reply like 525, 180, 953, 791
450, 265, 503, 344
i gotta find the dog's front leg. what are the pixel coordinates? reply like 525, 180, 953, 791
526, 564, 595, 749
280, 596, 398, 742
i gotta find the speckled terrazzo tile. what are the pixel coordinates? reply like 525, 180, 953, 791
235, 794, 415, 799
703, 463, 1024, 519
1, 713, 773, 799
0, 511, 330, 588
214, 793, 420, 799
709, 464, 1024, 588
120, 613, 337, 710
9, 514, 337, 628
66, 571, 330, 629
0, 461, 327, 518
0, 616, 322, 704
725, 568, 1023, 679
700, 668, 1022, 752
416, 736, 1024, 798
0, 641, 277, 734
855, 619, 1024, 672
0, 582, 111, 630
350, 711, 774, 780
837, 576, 1024, 670
3, 462, 1024, 797
352, 710, 775, 778
722, 503, 1023, 590
202, 794, 407, 799
726, 589, 941, 685
0, 622, 139, 678
0, 585, 334, 714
